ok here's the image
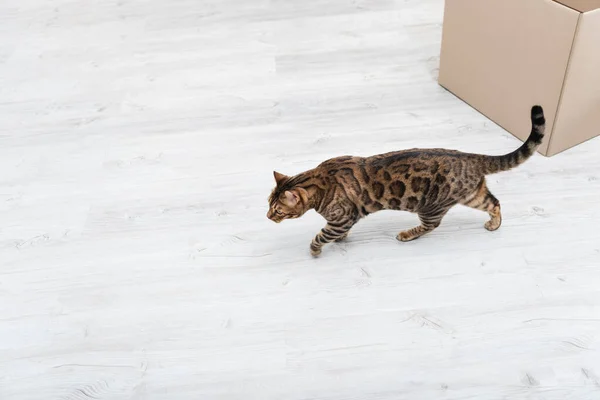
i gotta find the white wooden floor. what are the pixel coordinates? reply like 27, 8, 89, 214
2, 0, 600, 399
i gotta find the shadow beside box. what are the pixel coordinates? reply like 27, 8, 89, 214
438, 0, 600, 156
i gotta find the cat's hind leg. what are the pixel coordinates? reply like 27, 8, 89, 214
460, 179, 502, 231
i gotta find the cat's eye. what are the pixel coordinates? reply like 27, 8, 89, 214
275, 210, 283, 215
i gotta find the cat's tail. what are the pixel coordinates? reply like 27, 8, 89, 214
482, 105, 545, 174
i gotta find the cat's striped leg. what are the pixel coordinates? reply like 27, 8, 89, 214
310, 220, 356, 257
460, 180, 502, 231
397, 207, 450, 242
334, 232, 348, 242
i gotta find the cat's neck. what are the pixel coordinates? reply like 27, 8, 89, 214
303, 185, 323, 211
289, 171, 326, 212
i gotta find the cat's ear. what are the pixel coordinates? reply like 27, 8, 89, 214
273, 171, 289, 186
284, 190, 299, 206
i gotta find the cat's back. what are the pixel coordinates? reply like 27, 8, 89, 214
319, 149, 468, 169
317, 155, 365, 170
316, 150, 475, 179
369, 148, 469, 167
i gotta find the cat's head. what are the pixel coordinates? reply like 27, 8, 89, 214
267, 171, 308, 223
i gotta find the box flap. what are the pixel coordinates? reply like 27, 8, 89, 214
438, 0, 580, 155
549, 8, 600, 155
554, 0, 600, 12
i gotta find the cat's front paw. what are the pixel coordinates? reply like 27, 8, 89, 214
310, 244, 322, 257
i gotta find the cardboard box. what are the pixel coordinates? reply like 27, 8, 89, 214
438, 0, 600, 156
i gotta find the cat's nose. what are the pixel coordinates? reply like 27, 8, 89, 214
267, 210, 273, 219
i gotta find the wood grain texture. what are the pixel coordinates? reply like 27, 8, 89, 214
1, 0, 600, 399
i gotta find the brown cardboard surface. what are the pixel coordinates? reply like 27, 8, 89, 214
550, 9, 600, 155
553, 0, 600, 12
439, 0, 580, 155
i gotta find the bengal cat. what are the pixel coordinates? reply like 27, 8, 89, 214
267, 105, 545, 257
